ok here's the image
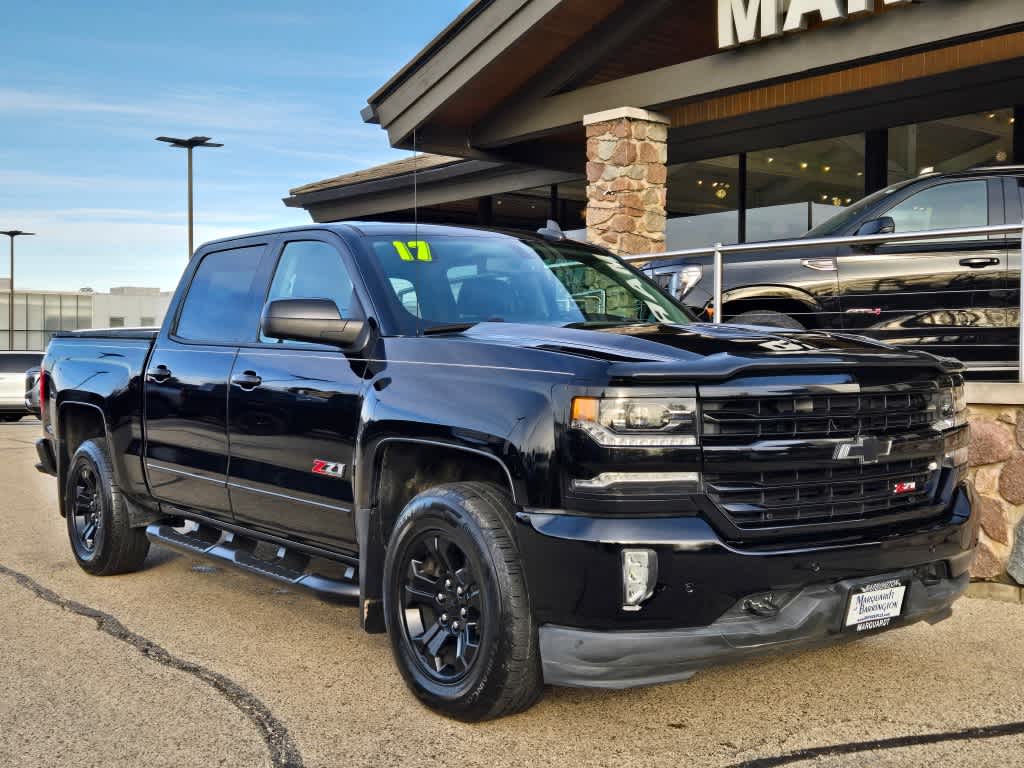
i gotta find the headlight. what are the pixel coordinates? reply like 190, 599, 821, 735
933, 383, 967, 431
571, 395, 698, 447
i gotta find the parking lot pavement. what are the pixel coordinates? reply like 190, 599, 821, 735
1, 421, 1022, 768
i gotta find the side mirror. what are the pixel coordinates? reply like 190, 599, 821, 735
856, 216, 895, 237
261, 298, 370, 351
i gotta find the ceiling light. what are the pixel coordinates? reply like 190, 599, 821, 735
767, 157, 775, 163
800, 162, 809, 170
716, 188, 728, 200
823, 165, 831, 173
857, 171, 863, 177
988, 113, 997, 119
698, 179, 704, 185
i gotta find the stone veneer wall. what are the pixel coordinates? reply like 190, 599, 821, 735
584, 107, 669, 256
966, 404, 1024, 586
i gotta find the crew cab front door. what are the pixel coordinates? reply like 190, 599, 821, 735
144, 242, 272, 519
226, 237, 367, 550
837, 178, 1006, 364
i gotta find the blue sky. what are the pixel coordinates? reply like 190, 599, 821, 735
0, 0, 467, 292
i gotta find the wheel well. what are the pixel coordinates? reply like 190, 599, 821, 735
374, 442, 512, 544
57, 404, 107, 513
722, 297, 818, 326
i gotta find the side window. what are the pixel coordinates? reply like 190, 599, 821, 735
176, 246, 265, 343
886, 180, 989, 233
261, 240, 359, 343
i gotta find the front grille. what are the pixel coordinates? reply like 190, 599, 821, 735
701, 386, 939, 444
704, 457, 937, 530
700, 376, 961, 535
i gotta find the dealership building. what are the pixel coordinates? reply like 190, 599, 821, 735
285, 0, 1024, 255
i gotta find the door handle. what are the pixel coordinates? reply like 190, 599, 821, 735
146, 364, 173, 383
959, 257, 1000, 268
231, 370, 262, 390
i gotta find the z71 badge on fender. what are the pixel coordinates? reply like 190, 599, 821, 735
311, 459, 346, 479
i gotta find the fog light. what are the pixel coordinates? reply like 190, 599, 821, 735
622, 549, 658, 611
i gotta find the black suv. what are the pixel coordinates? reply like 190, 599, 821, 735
643, 167, 1023, 377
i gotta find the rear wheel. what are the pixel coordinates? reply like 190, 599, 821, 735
383, 482, 543, 721
729, 309, 805, 330
65, 438, 149, 575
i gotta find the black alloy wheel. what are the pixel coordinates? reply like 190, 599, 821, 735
399, 531, 484, 683
383, 482, 543, 721
64, 438, 150, 575
70, 464, 102, 556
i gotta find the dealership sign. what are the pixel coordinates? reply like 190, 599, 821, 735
718, 0, 912, 49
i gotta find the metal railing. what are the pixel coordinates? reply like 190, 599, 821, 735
623, 222, 1024, 384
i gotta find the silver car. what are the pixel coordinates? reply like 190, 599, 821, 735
0, 352, 43, 421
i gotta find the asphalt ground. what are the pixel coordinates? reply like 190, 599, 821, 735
1, 420, 1022, 768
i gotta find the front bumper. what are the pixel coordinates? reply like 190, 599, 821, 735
516, 482, 977, 689
540, 570, 968, 688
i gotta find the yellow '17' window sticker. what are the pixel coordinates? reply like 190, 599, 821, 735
392, 240, 433, 262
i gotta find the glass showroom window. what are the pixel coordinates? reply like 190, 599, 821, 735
889, 109, 1014, 184
747, 134, 866, 241
664, 155, 740, 250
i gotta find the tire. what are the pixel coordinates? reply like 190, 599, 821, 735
729, 309, 805, 330
65, 438, 150, 576
383, 482, 543, 721
0, 414, 22, 422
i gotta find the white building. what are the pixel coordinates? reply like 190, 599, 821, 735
0, 280, 172, 351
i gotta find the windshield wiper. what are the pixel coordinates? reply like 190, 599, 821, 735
421, 322, 479, 336
421, 318, 505, 336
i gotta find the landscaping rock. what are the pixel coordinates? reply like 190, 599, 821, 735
972, 465, 1001, 495
998, 453, 1024, 505
970, 540, 1005, 580
1008, 520, 1024, 586
977, 495, 1010, 544
969, 419, 1014, 466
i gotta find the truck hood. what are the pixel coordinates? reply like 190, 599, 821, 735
458, 322, 961, 381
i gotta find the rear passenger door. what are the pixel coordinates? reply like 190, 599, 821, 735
144, 242, 272, 519
837, 178, 1005, 364
226, 236, 369, 550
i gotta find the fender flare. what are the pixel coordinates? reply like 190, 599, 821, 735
354, 435, 521, 634
705, 284, 825, 316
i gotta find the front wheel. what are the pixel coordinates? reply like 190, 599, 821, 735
383, 482, 543, 721
65, 439, 150, 575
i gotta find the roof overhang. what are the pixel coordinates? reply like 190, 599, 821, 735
284, 157, 577, 222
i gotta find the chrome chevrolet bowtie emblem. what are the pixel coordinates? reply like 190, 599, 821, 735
834, 436, 893, 464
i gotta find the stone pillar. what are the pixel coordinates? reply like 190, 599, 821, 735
584, 107, 669, 257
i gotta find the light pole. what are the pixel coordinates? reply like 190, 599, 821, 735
0, 230, 34, 350
156, 136, 223, 259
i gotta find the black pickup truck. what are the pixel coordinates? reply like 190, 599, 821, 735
37, 222, 976, 720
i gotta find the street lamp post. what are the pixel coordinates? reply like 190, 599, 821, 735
0, 230, 35, 351
155, 136, 223, 259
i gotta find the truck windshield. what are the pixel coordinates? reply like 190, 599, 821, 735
366, 236, 693, 334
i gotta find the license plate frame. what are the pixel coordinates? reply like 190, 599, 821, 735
844, 577, 908, 633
